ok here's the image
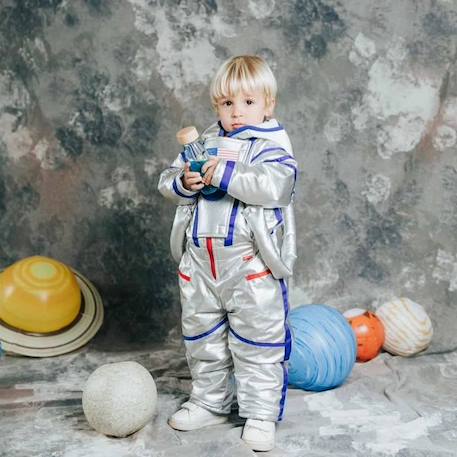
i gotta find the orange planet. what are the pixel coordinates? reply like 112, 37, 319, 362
344, 309, 385, 362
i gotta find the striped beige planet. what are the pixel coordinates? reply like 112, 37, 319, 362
376, 297, 433, 357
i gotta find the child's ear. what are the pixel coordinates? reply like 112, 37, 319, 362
266, 97, 276, 117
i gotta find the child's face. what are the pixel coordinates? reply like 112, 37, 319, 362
215, 89, 274, 132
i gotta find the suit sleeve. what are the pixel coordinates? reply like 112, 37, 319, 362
157, 152, 199, 205
210, 141, 298, 208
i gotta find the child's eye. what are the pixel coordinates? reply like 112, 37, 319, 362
223, 100, 232, 106
246, 100, 254, 105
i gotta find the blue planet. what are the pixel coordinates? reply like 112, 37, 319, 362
288, 304, 357, 391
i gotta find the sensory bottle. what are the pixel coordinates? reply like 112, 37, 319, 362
176, 126, 217, 195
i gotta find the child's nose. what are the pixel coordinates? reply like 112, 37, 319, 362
231, 105, 243, 117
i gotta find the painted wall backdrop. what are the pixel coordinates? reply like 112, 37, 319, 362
0, 0, 456, 352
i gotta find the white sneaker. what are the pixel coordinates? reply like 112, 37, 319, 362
241, 419, 275, 452
168, 401, 228, 431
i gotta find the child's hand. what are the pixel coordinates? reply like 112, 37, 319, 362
182, 162, 204, 191
201, 157, 220, 186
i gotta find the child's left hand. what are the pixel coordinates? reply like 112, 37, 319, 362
201, 157, 220, 186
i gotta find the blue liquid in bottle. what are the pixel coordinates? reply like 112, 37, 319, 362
183, 141, 218, 195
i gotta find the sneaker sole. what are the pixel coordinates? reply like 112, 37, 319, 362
242, 437, 275, 452
168, 415, 228, 431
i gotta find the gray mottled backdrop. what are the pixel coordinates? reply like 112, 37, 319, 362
0, 0, 456, 353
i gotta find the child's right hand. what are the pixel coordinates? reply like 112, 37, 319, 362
181, 162, 205, 191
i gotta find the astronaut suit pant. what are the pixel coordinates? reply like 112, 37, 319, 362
177, 236, 292, 422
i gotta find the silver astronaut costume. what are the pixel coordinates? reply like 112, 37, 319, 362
158, 118, 298, 421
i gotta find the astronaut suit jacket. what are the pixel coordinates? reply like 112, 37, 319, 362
159, 118, 298, 280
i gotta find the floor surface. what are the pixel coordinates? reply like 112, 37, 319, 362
1, 341, 457, 456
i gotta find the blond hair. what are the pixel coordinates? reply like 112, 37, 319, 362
210, 55, 277, 110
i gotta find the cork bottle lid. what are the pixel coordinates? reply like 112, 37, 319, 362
176, 126, 199, 145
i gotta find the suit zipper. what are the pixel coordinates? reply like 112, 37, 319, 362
206, 237, 217, 280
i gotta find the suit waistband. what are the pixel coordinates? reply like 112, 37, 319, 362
186, 237, 256, 261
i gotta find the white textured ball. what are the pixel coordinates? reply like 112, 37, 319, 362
375, 297, 433, 357
82, 361, 157, 437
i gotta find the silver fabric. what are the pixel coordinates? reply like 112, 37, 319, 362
178, 237, 290, 421
242, 204, 297, 279
210, 154, 295, 208
201, 120, 297, 279
192, 193, 235, 238
158, 119, 298, 279
158, 118, 298, 421
169, 205, 194, 264
157, 156, 199, 206
193, 137, 245, 237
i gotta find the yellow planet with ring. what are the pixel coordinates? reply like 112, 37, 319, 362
0, 256, 82, 334
0, 255, 104, 357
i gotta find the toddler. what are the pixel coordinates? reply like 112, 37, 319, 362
158, 55, 297, 451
